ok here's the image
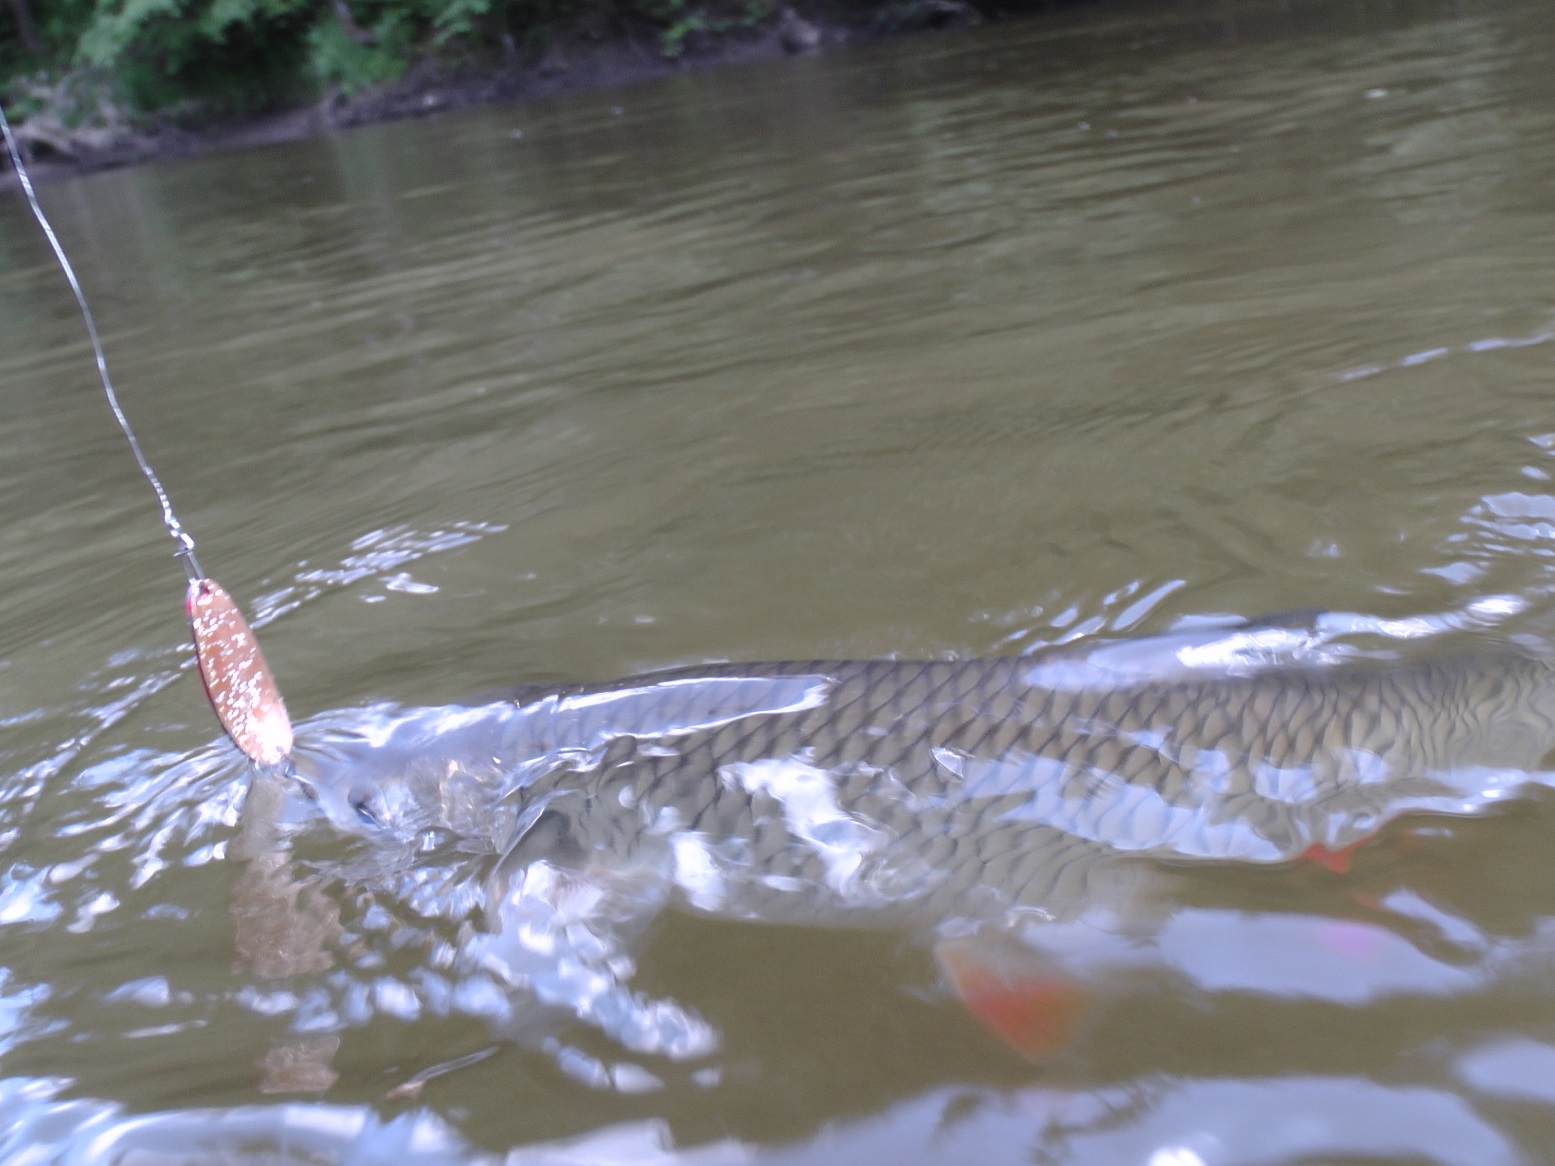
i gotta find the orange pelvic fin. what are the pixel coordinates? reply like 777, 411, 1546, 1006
187, 578, 293, 767
937, 939, 1090, 1059
1299, 838, 1368, 875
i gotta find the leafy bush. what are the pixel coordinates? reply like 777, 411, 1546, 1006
304, 5, 412, 93
0, 0, 596, 111
0, 0, 828, 132
75, 0, 320, 111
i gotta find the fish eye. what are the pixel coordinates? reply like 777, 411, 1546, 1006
348, 788, 381, 828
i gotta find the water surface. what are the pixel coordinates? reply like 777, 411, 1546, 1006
4, 0, 1555, 1160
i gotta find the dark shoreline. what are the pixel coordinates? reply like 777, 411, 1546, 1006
0, 3, 993, 189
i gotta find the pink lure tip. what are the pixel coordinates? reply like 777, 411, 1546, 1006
186, 578, 293, 767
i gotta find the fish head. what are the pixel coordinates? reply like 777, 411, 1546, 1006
288, 701, 526, 843
286, 757, 421, 837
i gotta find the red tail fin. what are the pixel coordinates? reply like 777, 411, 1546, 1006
938, 940, 1090, 1059
1300, 839, 1367, 875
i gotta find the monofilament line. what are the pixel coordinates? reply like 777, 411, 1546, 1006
0, 100, 204, 582
2, 100, 296, 769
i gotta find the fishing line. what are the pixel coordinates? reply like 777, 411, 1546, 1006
1, 99, 293, 768
0, 102, 203, 581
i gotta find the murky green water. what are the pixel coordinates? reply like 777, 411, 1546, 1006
4, 0, 1555, 1160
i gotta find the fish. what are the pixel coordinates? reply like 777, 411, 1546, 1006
293, 620, 1555, 1062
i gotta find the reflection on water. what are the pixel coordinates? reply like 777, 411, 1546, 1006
5, 0, 1555, 1159
0, 1075, 1530, 1164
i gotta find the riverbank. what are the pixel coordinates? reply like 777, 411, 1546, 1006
0, 0, 1002, 188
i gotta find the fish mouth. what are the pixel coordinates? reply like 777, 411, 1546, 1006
279, 742, 399, 836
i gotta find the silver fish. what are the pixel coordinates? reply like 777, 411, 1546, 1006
296, 624, 1555, 1058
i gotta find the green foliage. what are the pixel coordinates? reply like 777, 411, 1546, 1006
75, 0, 180, 68
0, 0, 801, 129
2, 0, 93, 76
640, 0, 703, 56
304, 8, 409, 92
637, 0, 774, 56
431, 0, 491, 44
303, 0, 508, 91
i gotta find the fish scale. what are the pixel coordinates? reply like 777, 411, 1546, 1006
325, 644, 1555, 934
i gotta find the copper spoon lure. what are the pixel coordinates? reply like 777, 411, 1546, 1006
1, 102, 293, 768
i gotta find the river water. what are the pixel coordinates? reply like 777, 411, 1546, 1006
3, 0, 1555, 1160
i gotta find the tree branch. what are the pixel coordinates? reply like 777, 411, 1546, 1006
5, 0, 43, 57
329, 0, 378, 46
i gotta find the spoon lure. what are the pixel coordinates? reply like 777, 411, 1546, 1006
0, 101, 293, 768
